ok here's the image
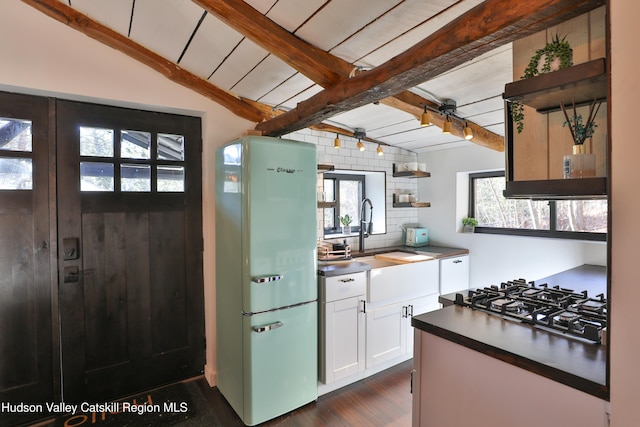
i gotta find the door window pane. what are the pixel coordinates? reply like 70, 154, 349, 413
121, 130, 151, 159
0, 118, 32, 152
157, 165, 184, 192
556, 200, 608, 232
121, 164, 151, 192
80, 162, 114, 191
158, 133, 184, 161
0, 158, 32, 189
80, 127, 114, 157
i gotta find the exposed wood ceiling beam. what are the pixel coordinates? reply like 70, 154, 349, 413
196, 0, 504, 151
254, 0, 605, 138
192, 0, 352, 87
21, 0, 268, 123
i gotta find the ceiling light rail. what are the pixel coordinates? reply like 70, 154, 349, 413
419, 99, 473, 140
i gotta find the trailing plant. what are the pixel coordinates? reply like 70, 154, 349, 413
511, 34, 573, 133
560, 99, 602, 145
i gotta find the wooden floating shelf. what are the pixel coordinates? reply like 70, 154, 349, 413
393, 202, 431, 208
392, 164, 431, 178
317, 164, 335, 172
317, 201, 336, 208
503, 58, 607, 113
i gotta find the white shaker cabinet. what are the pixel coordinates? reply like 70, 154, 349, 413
365, 260, 440, 369
319, 272, 366, 384
365, 293, 440, 369
439, 255, 470, 295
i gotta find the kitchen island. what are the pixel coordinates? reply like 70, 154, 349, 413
411, 265, 609, 427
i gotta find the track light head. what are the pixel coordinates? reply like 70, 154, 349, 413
376, 144, 384, 156
442, 116, 452, 134
357, 140, 365, 151
420, 106, 432, 127
463, 123, 473, 140
334, 133, 341, 148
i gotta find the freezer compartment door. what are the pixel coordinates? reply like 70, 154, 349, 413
244, 137, 318, 313
243, 302, 318, 426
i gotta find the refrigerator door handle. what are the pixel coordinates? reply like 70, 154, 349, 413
251, 274, 284, 283
252, 321, 284, 333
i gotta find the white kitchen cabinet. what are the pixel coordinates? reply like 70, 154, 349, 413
366, 293, 440, 369
365, 260, 440, 369
439, 254, 469, 295
319, 272, 366, 385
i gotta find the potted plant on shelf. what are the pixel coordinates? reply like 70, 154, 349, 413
511, 34, 573, 133
340, 214, 353, 235
462, 217, 478, 233
560, 98, 602, 179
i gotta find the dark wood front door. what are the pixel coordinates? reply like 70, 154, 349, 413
0, 92, 56, 426
55, 100, 205, 402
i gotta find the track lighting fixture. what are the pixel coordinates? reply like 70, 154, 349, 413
334, 133, 341, 148
442, 116, 452, 134
463, 122, 473, 140
376, 144, 384, 156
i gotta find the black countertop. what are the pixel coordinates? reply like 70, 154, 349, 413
317, 261, 372, 277
318, 244, 469, 277
413, 264, 608, 400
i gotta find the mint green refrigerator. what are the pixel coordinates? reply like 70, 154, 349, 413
215, 136, 318, 426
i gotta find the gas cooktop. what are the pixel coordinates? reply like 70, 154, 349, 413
454, 279, 607, 344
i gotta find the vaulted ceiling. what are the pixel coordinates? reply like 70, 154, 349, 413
23, 0, 604, 152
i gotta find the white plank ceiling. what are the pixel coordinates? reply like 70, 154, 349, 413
60, 0, 512, 152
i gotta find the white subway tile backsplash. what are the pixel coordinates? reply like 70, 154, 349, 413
284, 128, 421, 252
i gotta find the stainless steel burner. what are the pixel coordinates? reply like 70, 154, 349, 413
491, 298, 523, 313
581, 300, 606, 311
554, 311, 579, 324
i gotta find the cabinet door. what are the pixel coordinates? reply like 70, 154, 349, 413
406, 294, 440, 355
366, 301, 407, 368
440, 255, 470, 295
322, 296, 365, 384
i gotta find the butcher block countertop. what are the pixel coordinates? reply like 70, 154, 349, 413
413, 265, 608, 400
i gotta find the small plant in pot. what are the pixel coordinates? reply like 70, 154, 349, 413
462, 217, 478, 233
560, 98, 602, 147
511, 34, 573, 133
560, 98, 602, 178
340, 214, 353, 235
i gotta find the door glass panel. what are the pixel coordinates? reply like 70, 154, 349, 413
0, 118, 32, 152
121, 164, 151, 192
157, 165, 184, 192
80, 162, 114, 191
158, 133, 184, 161
80, 127, 114, 157
121, 130, 151, 159
0, 158, 32, 189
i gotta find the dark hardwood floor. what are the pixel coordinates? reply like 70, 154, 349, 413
197, 360, 414, 426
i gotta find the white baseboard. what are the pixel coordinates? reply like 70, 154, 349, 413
204, 364, 217, 387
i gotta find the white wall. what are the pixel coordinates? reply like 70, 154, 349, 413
0, 1, 252, 386
417, 144, 606, 288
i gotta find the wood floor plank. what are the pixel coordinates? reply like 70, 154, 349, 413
196, 360, 413, 426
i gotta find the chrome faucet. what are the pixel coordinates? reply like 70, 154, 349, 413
359, 198, 373, 253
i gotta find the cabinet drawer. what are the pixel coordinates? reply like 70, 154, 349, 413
322, 271, 366, 302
